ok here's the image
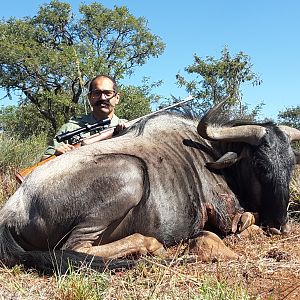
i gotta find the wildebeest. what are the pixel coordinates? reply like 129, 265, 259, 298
0, 99, 299, 273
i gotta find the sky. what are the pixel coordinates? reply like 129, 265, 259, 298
1, 0, 300, 120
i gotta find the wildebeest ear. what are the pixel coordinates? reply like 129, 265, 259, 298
294, 151, 300, 164
206, 151, 240, 169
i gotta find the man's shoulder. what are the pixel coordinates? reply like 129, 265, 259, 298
58, 114, 93, 133
110, 114, 128, 126
70, 113, 94, 124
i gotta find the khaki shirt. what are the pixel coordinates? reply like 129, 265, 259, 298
43, 113, 126, 157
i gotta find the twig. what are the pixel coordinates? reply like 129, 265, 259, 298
278, 234, 300, 243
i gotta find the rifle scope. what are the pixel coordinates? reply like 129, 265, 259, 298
55, 118, 111, 143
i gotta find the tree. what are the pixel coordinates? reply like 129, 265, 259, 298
0, 104, 50, 139
278, 106, 300, 150
0, 0, 165, 134
176, 47, 263, 119
116, 77, 162, 121
278, 106, 300, 130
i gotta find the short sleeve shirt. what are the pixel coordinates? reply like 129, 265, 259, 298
43, 113, 126, 157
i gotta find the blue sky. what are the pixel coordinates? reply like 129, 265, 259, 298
1, 0, 300, 119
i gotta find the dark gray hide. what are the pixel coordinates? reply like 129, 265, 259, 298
0, 102, 299, 273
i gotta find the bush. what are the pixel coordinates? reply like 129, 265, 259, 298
0, 133, 47, 204
0, 133, 47, 169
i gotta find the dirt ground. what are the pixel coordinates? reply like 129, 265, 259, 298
224, 219, 300, 299
156, 218, 300, 300
219, 220, 300, 299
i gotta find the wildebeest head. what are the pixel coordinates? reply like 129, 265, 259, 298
197, 100, 300, 233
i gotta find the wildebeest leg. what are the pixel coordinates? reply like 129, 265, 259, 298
206, 197, 256, 235
75, 233, 166, 259
60, 155, 150, 252
188, 231, 239, 261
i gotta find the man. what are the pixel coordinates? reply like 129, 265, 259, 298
42, 75, 127, 160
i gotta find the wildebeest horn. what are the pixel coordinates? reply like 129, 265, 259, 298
197, 99, 266, 146
278, 125, 300, 141
197, 123, 267, 146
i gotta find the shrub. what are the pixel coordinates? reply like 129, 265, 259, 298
0, 133, 47, 204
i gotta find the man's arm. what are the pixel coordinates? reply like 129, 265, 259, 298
41, 122, 79, 161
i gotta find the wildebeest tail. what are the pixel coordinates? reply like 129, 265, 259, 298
16, 250, 136, 275
0, 223, 135, 274
0, 222, 26, 267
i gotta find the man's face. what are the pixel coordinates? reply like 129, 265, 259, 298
88, 77, 120, 116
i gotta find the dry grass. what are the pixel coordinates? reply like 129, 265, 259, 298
289, 166, 300, 220
0, 168, 18, 206
0, 265, 57, 300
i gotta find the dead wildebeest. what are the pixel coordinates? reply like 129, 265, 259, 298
0, 99, 299, 274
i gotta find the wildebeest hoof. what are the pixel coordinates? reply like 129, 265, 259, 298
235, 212, 256, 233
151, 247, 167, 258
238, 224, 264, 238
268, 225, 290, 235
268, 227, 282, 235
188, 231, 239, 261
262, 223, 291, 236
280, 223, 291, 235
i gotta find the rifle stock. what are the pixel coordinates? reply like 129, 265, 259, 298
15, 156, 57, 184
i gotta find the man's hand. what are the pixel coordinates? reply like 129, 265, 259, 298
54, 143, 76, 156
113, 121, 128, 135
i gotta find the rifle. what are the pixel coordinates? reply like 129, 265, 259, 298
15, 118, 111, 183
15, 95, 194, 183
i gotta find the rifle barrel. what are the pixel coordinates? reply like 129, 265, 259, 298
131, 95, 194, 124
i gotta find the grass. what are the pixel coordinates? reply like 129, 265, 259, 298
55, 265, 109, 300
0, 133, 47, 205
0, 264, 56, 299
291, 167, 300, 202
51, 259, 251, 300
0, 257, 252, 299
0, 132, 47, 170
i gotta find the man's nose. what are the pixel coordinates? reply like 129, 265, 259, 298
99, 92, 107, 100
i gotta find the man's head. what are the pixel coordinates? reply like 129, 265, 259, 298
88, 75, 120, 120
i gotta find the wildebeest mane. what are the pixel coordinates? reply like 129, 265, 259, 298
121, 110, 196, 137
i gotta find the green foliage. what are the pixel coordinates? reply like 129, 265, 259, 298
0, 0, 165, 132
176, 46, 263, 118
0, 104, 53, 138
0, 131, 47, 203
55, 264, 109, 300
278, 106, 300, 150
278, 106, 300, 130
117, 86, 152, 121
116, 78, 162, 121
